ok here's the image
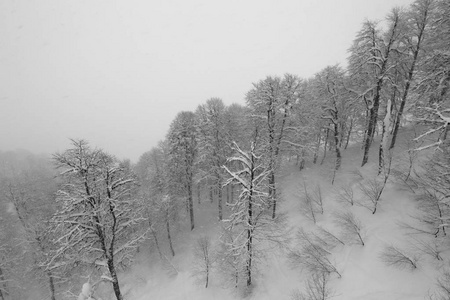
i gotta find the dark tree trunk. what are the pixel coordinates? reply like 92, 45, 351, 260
197, 182, 201, 204
0, 267, 6, 300
209, 181, 213, 203
217, 177, 223, 221
361, 92, 381, 167
313, 132, 322, 164
188, 183, 195, 230
231, 184, 234, 204
166, 209, 175, 257
345, 118, 353, 150
270, 171, 276, 219
47, 271, 56, 300
321, 128, 329, 165
107, 258, 123, 300
299, 149, 306, 171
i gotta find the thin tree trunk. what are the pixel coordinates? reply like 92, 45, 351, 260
209, 180, 213, 203
217, 177, 223, 221
231, 184, 234, 204
166, 209, 175, 257
321, 128, 329, 165
379, 99, 393, 174
299, 149, 306, 171
151, 225, 163, 259
188, 183, 194, 231
226, 184, 230, 204
313, 132, 322, 164
47, 271, 56, 300
332, 123, 342, 185
345, 118, 353, 150
270, 171, 276, 219
197, 182, 201, 204
0, 267, 6, 300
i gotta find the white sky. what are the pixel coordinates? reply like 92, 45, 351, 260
0, 0, 414, 162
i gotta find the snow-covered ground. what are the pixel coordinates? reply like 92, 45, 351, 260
100, 131, 443, 300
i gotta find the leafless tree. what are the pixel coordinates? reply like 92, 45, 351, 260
333, 211, 365, 246
336, 184, 355, 206
289, 229, 341, 278
379, 245, 418, 270
291, 272, 335, 300
192, 236, 214, 288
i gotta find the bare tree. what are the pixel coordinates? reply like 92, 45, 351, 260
358, 178, 385, 214
192, 236, 214, 288
167, 111, 197, 231
379, 245, 418, 270
291, 272, 335, 300
336, 184, 355, 206
289, 229, 341, 278
333, 211, 365, 246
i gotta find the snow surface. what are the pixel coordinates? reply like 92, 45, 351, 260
99, 130, 442, 300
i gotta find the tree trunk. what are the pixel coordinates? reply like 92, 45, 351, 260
151, 225, 163, 259
226, 184, 230, 204
217, 177, 223, 221
166, 209, 175, 257
379, 99, 393, 174
270, 171, 276, 219
361, 93, 380, 167
0, 267, 6, 300
231, 184, 234, 204
321, 128, 329, 165
313, 132, 322, 164
47, 271, 56, 300
209, 181, 213, 203
107, 258, 123, 300
197, 182, 201, 204
188, 183, 195, 231
345, 118, 353, 150
299, 149, 306, 171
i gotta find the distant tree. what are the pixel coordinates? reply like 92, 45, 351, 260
196, 98, 229, 220
0, 151, 59, 300
380, 245, 418, 270
50, 140, 146, 300
191, 235, 214, 288
167, 111, 197, 230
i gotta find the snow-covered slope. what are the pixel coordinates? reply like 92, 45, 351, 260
107, 131, 443, 300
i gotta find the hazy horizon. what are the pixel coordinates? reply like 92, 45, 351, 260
1, 0, 415, 162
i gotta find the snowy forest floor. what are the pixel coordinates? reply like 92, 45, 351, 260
98, 127, 444, 300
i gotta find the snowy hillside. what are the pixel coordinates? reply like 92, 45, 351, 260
95, 129, 445, 300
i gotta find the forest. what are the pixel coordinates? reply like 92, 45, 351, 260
1, 0, 449, 299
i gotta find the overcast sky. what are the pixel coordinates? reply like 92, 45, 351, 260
0, 0, 414, 162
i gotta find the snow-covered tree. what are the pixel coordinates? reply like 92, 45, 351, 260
246, 74, 300, 218
389, 0, 435, 150
167, 111, 197, 230
196, 98, 229, 220
348, 10, 404, 166
50, 140, 146, 300
222, 141, 282, 288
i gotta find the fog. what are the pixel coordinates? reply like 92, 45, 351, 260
0, 0, 414, 162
